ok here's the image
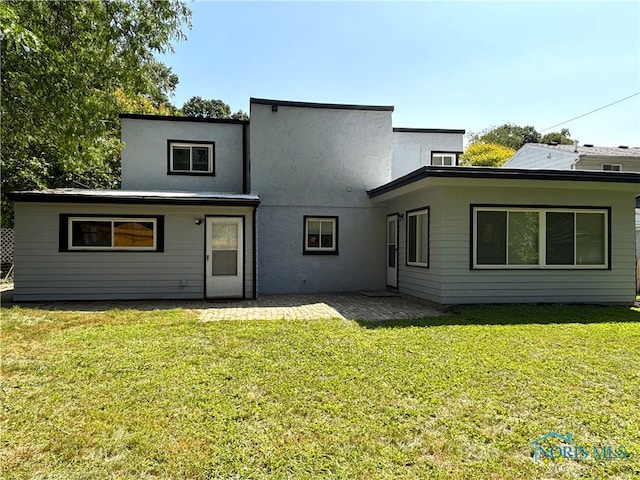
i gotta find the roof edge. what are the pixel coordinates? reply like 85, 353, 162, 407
393, 127, 466, 134
368, 166, 640, 198
250, 97, 394, 112
119, 113, 249, 125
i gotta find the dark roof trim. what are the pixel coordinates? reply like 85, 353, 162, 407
8, 191, 260, 207
367, 166, 640, 198
393, 127, 466, 134
119, 113, 249, 125
250, 97, 394, 112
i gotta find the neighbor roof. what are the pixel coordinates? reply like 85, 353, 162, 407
525, 143, 640, 158
8, 189, 260, 206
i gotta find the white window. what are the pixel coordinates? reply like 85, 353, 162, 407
473, 207, 608, 269
602, 164, 621, 171
431, 153, 457, 166
64, 216, 161, 251
168, 141, 214, 174
407, 208, 429, 267
304, 216, 338, 254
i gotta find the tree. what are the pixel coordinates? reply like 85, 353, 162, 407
459, 143, 516, 167
0, 0, 191, 226
468, 123, 572, 151
181, 96, 249, 120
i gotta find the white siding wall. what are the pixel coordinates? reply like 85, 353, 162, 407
121, 118, 245, 192
576, 157, 640, 172
13, 203, 255, 301
250, 102, 392, 294
385, 183, 636, 304
392, 131, 463, 178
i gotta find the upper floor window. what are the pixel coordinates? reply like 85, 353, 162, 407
168, 141, 215, 175
304, 216, 338, 254
431, 152, 457, 166
602, 164, 621, 171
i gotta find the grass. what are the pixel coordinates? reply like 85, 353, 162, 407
1, 304, 639, 479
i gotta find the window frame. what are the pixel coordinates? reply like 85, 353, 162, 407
59, 214, 164, 252
303, 215, 338, 255
471, 205, 610, 270
601, 163, 621, 172
167, 140, 215, 176
431, 152, 459, 166
406, 207, 430, 268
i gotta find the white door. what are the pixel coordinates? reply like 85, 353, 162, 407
206, 217, 243, 298
387, 215, 398, 288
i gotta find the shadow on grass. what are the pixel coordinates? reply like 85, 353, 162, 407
355, 304, 640, 329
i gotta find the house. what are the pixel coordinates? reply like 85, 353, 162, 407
8, 98, 640, 304
502, 143, 640, 172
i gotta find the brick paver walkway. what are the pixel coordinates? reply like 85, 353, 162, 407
1, 286, 443, 321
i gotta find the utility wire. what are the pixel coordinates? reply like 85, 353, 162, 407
541, 92, 640, 132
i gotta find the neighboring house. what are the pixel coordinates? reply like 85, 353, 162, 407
502, 143, 640, 172
9, 98, 640, 304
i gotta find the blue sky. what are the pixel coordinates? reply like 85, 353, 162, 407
159, 1, 640, 147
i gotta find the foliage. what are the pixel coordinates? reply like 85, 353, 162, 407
469, 123, 572, 151
182, 96, 249, 120
0, 0, 191, 226
2, 304, 639, 479
460, 142, 516, 167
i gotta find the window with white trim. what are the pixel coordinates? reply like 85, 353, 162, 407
304, 216, 338, 254
63, 216, 162, 251
602, 164, 621, 171
407, 208, 429, 267
473, 207, 608, 269
168, 141, 214, 174
431, 153, 456, 166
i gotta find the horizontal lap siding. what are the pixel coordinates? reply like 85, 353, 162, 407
387, 184, 637, 305
13, 203, 254, 301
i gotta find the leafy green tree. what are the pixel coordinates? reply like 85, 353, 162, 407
0, 0, 191, 226
459, 143, 516, 167
469, 123, 572, 151
182, 96, 248, 120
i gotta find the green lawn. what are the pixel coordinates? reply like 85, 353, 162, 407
1, 304, 639, 479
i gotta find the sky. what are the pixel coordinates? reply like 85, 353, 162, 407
158, 1, 640, 148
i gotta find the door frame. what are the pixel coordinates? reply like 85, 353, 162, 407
204, 215, 245, 299
386, 213, 399, 289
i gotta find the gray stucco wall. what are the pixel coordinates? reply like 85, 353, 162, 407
382, 180, 637, 304
392, 131, 464, 178
250, 101, 393, 294
121, 118, 245, 192
13, 202, 255, 301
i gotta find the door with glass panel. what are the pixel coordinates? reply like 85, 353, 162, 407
206, 217, 243, 298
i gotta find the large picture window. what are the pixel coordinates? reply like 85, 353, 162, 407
168, 141, 214, 175
304, 216, 338, 254
60, 215, 164, 251
472, 206, 609, 269
407, 208, 429, 267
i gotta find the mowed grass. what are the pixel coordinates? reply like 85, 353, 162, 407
1, 304, 639, 479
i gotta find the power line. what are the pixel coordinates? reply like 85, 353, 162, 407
541, 92, 640, 132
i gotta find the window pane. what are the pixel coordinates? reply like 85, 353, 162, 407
212, 251, 237, 275
432, 155, 443, 166
307, 220, 320, 248
212, 224, 238, 250
546, 212, 574, 265
476, 211, 506, 265
408, 215, 417, 262
172, 147, 190, 170
576, 213, 605, 265
417, 213, 428, 264
72, 221, 111, 247
508, 211, 539, 265
114, 222, 154, 247
320, 220, 333, 248
192, 147, 209, 171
